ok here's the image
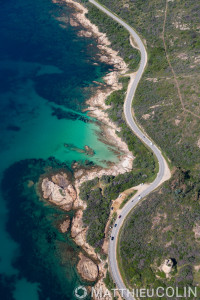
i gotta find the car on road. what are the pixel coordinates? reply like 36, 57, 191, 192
119, 215, 122, 218
111, 236, 114, 240
89, 0, 167, 296
114, 224, 117, 227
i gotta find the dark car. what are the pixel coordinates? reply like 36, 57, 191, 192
111, 236, 114, 240
119, 215, 122, 218
114, 224, 117, 227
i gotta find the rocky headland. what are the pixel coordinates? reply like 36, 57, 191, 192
41, 171, 113, 297
42, 173, 77, 211
41, 172, 100, 277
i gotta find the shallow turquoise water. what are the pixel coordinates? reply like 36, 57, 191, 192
0, 60, 118, 171
0, 0, 118, 298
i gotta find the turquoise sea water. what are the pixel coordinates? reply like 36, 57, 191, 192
0, 0, 118, 298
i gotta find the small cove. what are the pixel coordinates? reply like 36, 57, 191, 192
0, 0, 119, 298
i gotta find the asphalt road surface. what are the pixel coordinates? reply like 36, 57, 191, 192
89, 1, 170, 299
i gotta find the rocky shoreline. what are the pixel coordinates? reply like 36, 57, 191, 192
61, 0, 134, 179
46, 0, 135, 297
40, 170, 124, 298
53, 0, 134, 174
41, 172, 105, 286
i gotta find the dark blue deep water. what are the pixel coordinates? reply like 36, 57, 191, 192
0, 0, 117, 298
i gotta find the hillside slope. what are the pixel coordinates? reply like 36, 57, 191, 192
84, 0, 200, 295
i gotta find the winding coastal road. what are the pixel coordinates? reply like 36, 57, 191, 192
89, 1, 171, 299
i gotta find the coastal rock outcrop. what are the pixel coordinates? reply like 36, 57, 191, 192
41, 173, 76, 211
77, 253, 98, 282
71, 209, 84, 237
63, 0, 127, 72
51, 173, 70, 189
60, 217, 71, 233
71, 210, 98, 260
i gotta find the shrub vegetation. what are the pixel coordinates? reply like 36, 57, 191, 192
80, 0, 200, 292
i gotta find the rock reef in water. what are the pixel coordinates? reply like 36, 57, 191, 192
84, 145, 95, 156
64, 144, 95, 156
